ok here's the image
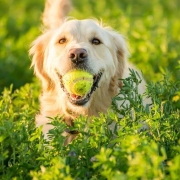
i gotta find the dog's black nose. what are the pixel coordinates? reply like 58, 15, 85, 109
68, 48, 87, 64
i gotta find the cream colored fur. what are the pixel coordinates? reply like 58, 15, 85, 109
30, 0, 149, 141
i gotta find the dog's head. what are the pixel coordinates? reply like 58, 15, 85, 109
30, 19, 128, 110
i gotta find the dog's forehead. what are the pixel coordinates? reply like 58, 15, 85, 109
62, 19, 99, 28
58, 19, 109, 39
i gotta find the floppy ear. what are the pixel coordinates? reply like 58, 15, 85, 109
109, 31, 129, 89
29, 32, 55, 91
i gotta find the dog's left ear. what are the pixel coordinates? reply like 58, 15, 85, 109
29, 31, 55, 91
108, 31, 129, 88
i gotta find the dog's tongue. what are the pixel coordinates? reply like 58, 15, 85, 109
70, 94, 82, 99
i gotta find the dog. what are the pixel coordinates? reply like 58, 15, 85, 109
30, 0, 149, 143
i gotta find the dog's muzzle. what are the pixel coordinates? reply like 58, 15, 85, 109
56, 70, 103, 105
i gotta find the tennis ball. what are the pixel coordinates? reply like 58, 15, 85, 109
62, 70, 93, 96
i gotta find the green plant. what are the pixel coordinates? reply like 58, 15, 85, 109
0, 71, 179, 179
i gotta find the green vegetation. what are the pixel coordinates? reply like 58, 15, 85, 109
0, 71, 180, 179
0, 0, 180, 179
0, 0, 44, 92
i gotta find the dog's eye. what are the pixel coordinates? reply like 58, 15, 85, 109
92, 38, 101, 45
59, 38, 67, 44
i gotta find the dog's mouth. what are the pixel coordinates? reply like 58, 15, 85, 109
57, 70, 103, 106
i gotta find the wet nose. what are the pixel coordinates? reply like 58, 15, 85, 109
68, 48, 88, 64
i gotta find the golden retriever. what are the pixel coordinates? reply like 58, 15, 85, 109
30, 0, 148, 142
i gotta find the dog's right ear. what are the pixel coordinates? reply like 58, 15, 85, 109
29, 31, 55, 91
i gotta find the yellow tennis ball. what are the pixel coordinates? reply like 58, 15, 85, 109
62, 70, 93, 96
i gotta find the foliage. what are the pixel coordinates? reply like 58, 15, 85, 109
0, 0, 44, 92
0, 71, 180, 179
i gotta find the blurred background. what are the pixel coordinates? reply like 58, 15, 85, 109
0, 0, 180, 92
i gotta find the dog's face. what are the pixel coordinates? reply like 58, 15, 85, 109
30, 19, 127, 113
